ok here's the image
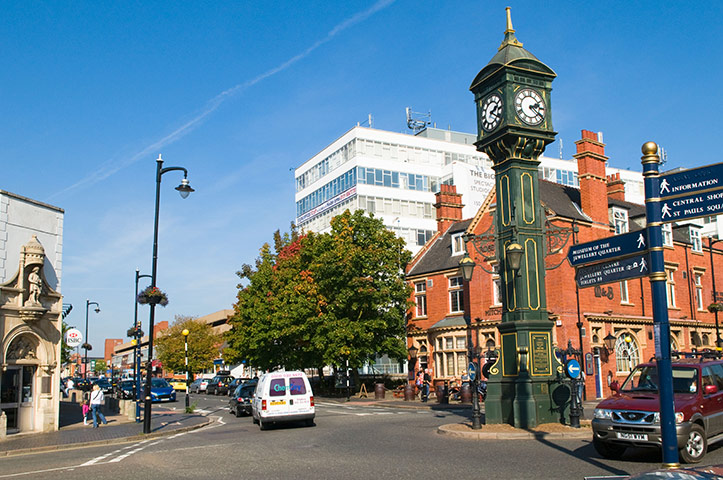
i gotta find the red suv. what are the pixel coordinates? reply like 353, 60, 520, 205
592, 354, 723, 463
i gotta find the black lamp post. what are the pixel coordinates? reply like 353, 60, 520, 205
709, 237, 722, 349
134, 269, 151, 422
142, 154, 194, 435
562, 339, 582, 428
84, 300, 100, 380
459, 253, 483, 429
182, 328, 190, 409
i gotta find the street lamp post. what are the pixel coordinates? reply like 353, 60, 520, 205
134, 269, 151, 422
459, 253, 483, 429
709, 237, 722, 348
142, 154, 194, 435
182, 329, 190, 409
84, 300, 100, 380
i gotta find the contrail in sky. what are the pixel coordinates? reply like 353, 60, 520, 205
51, 0, 395, 199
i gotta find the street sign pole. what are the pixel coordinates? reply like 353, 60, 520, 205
642, 142, 679, 467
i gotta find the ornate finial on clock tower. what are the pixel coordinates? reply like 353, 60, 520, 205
499, 7, 523, 50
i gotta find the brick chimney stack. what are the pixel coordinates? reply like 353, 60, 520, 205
574, 130, 609, 224
606, 173, 626, 202
434, 184, 464, 233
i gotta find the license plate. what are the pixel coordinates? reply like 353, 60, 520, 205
616, 432, 648, 441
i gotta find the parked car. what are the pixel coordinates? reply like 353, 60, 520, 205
226, 378, 247, 396
148, 378, 176, 403
207, 374, 234, 396
252, 370, 314, 430
168, 378, 188, 391
229, 383, 257, 417
592, 353, 723, 463
94, 378, 114, 394
74, 377, 92, 391
115, 380, 137, 399
188, 378, 208, 394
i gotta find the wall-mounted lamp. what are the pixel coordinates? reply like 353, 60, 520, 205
603, 333, 617, 353
506, 243, 524, 274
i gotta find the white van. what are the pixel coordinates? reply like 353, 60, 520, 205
251, 370, 315, 430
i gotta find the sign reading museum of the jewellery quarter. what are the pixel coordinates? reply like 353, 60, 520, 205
575, 254, 650, 288
567, 231, 647, 267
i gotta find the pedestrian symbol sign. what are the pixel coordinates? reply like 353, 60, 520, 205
567, 230, 647, 267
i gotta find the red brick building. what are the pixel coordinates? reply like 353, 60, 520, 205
405, 130, 723, 400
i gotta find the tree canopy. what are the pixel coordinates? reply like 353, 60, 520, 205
225, 210, 412, 371
155, 315, 222, 375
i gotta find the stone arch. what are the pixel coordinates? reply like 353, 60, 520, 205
2, 326, 49, 366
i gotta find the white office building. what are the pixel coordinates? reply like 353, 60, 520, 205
294, 126, 646, 254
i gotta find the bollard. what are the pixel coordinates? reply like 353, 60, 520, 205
460, 383, 472, 404
403, 384, 415, 401
374, 383, 385, 400
436, 385, 449, 404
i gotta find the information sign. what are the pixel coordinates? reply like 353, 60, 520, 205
659, 189, 723, 223
576, 254, 650, 288
659, 163, 723, 199
567, 231, 647, 267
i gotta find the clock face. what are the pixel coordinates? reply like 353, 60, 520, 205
514, 88, 546, 125
480, 93, 503, 132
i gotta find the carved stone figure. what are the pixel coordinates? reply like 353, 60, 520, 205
25, 266, 42, 307
7, 336, 37, 360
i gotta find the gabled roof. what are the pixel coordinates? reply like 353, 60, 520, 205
407, 219, 472, 277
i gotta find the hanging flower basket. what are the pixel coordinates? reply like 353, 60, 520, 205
138, 286, 169, 307
708, 303, 723, 313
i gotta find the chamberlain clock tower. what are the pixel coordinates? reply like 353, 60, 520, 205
469, 8, 561, 427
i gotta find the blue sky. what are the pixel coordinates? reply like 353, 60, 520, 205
1, 1, 721, 353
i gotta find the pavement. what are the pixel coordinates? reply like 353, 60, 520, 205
327, 391, 597, 440
0, 400, 211, 457
0, 393, 597, 455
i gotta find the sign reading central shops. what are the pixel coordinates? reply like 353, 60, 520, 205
530, 333, 551, 376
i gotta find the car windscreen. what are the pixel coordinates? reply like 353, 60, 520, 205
620, 365, 697, 394
151, 379, 170, 388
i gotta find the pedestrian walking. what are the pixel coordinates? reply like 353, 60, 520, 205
90, 384, 108, 428
82, 399, 90, 425
422, 369, 431, 402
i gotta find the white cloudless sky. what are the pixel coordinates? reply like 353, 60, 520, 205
1, 1, 721, 352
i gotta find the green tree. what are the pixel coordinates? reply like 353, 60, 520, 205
226, 211, 412, 371
155, 315, 222, 376
309, 210, 412, 368
60, 321, 73, 365
93, 360, 107, 375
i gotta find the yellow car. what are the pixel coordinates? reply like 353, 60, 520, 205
168, 378, 189, 391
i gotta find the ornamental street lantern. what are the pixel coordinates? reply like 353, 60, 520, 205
469, 7, 560, 427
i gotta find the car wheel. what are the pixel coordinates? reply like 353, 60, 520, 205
304, 419, 315, 427
252, 415, 259, 425
259, 419, 268, 430
234, 407, 242, 418
680, 424, 707, 464
592, 437, 627, 459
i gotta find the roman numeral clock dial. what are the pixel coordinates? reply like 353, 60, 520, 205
514, 88, 546, 126
480, 93, 503, 132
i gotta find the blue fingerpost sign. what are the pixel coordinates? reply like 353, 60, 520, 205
566, 359, 581, 379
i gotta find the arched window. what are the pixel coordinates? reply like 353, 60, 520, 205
691, 332, 702, 348
615, 333, 640, 373
703, 334, 710, 346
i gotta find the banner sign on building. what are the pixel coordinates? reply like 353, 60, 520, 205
297, 186, 357, 224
